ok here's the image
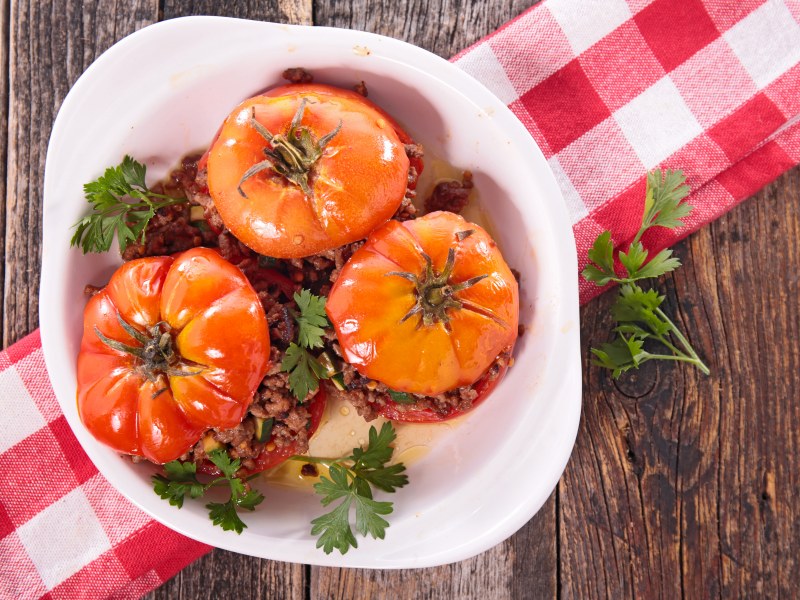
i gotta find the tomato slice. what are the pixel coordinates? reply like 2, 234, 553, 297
197, 386, 327, 477
377, 362, 509, 423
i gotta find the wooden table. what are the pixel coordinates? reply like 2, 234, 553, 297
4, 1, 798, 597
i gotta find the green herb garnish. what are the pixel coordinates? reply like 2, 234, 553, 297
152, 448, 264, 534
281, 290, 332, 400
292, 422, 409, 554
70, 156, 188, 254
582, 169, 709, 377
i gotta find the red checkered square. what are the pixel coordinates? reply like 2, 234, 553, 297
489, 7, 574, 96
5, 330, 41, 364
659, 133, 730, 188
591, 177, 649, 241
703, 0, 767, 32
764, 62, 800, 118
83, 474, 151, 546
0, 533, 49, 598
717, 139, 794, 199
508, 100, 554, 157
580, 21, 665, 112
635, 0, 720, 71
671, 38, 757, 128
16, 349, 62, 423
115, 521, 209, 581
708, 93, 786, 162
0, 501, 14, 539
50, 416, 98, 484
518, 59, 611, 154
50, 551, 130, 600
554, 117, 644, 212
0, 427, 78, 526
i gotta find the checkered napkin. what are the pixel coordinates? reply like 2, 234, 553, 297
3, 1, 800, 598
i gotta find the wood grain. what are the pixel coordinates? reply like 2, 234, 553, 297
0, 0, 9, 345
3, 0, 157, 346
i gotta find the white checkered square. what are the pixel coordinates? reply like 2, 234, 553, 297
0, 533, 48, 598
455, 45, 519, 105
547, 156, 589, 224
17, 487, 111, 589
82, 473, 151, 545
555, 117, 645, 211
724, 0, 800, 89
548, 0, 632, 55
614, 76, 703, 169
0, 366, 46, 453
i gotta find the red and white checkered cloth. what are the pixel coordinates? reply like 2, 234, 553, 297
2, 1, 800, 598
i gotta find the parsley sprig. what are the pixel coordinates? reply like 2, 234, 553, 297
291, 422, 409, 554
281, 289, 332, 400
152, 448, 264, 534
582, 169, 709, 378
70, 156, 188, 254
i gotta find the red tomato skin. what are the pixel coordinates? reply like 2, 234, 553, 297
196, 386, 328, 477
77, 248, 270, 464
207, 84, 415, 258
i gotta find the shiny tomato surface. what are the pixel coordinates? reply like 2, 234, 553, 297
77, 248, 270, 464
207, 84, 415, 258
326, 211, 519, 396
196, 386, 328, 477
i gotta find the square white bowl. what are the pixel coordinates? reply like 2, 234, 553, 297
40, 16, 581, 568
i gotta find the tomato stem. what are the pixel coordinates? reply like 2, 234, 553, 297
238, 99, 342, 198
385, 231, 489, 328
94, 311, 205, 384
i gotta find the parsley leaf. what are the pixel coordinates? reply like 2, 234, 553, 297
299, 422, 409, 555
282, 342, 330, 400
582, 169, 709, 378
70, 156, 189, 254
294, 290, 330, 349
281, 290, 333, 401
151, 448, 263, 535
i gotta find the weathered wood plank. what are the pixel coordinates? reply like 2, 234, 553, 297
161, 0, 312, 24
314, 0, 537, 56
562, 165, 800, 598
0, 0, 9, 346
4, 0, 157, 345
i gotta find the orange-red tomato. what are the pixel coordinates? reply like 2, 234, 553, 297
326, 211, 519, 397
207, 84, 416, 259
77, 247, 270, 464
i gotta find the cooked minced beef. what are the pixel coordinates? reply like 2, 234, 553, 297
325, 347, 512, 421
282, 67, 314, 84
354, 81, 368, 97
424, 170, 473, 214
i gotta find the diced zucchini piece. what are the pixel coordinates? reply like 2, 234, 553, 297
255, 417, 274, 443
331, 373, 346, 391
317, 351, 341, 378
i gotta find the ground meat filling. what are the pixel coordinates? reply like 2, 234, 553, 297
424, 170, 473, 214
325, 347, 512, 421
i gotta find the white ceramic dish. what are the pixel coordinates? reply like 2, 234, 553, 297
40, 16, 581, 568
